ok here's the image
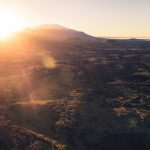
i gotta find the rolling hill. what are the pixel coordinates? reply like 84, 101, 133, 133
14, 24, 106, 42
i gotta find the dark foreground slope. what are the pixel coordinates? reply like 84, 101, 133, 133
0, 116, 65, 150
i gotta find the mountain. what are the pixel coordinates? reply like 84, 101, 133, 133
128, 38, 148, 42
0, 24, 150, 150
15, 24, 105, 42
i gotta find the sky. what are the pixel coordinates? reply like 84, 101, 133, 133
0, 0, 150, 38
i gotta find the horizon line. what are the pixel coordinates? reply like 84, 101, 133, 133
3, 23, 150, 40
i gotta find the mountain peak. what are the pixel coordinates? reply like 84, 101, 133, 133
16, 24, 106, 42
37, 24, 68, 30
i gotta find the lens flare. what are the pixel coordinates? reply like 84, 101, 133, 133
42, 56, 56, 69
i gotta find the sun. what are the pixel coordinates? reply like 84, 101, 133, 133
0, 9, 24, 38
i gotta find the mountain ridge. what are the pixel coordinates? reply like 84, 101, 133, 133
14, 24, 106, 42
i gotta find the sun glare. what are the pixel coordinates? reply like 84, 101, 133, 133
0, 9, 24, 38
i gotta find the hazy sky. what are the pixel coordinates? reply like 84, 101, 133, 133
0, 0, 150, 37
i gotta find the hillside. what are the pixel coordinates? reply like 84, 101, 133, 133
0, 116, 65, 150
13, 24, 105, 43
0, 25, 149, 149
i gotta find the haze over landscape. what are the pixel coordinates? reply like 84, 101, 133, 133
0, 1, 150, 150
0, 0, 150, 38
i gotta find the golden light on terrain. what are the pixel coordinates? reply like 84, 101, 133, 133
0, 9, 24, 38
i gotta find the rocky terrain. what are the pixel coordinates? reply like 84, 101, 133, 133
0, 116, 65, 150
0, 25, 150, 149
